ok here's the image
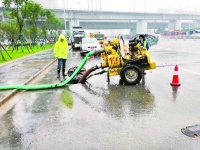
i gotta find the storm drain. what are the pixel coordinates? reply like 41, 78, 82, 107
67, 66, 86, 84
181, 125, 200, 138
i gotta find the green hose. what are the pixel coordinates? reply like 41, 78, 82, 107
0, 50, 96, 91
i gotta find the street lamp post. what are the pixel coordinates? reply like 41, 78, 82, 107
134, 3, 136, 12
69, 2, 80, 37
143, 0, 146, 19
189, 9, 191, 31
99, 0, 101, 11
63, 0, 67, 37
179, 3, 181, 14
88, 0, 89, 10
70, 9, 72, 37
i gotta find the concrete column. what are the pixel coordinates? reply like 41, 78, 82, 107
168, 20, 181, 31
130, 28, 136, 38
175, 20, 181, 30
69, 20, 74, 37
193, 20, 200, 28
136, 20, 147, 33
74, 19, 80, 26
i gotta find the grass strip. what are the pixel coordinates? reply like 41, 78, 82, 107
0, 44, 54, 64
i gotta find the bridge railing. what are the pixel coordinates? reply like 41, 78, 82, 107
42, 6, 200, 15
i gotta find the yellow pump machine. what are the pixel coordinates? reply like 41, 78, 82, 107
68, 35, 156, 85
99, 35, 156, 84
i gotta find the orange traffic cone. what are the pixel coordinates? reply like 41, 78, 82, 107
170, 65, 181, 86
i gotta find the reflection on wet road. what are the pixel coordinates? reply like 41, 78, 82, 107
1, 39, 200, 149
70, 83, 155, 119
0, 50, 55, 100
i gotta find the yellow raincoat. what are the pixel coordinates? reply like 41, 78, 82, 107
54, 34, 69, 59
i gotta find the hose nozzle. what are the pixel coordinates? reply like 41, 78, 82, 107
93, 48, 105, 55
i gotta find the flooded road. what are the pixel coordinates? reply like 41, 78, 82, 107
0, 50, 55, 101
1, 39, 200, 149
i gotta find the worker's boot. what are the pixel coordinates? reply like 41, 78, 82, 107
57, 68, 60, 78
62, 68, 67, 77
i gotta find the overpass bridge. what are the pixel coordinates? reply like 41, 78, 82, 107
50, 9, 200, 34
52, 9, 200, 21
0, 7, 200, 33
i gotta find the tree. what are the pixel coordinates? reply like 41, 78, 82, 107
0, 11, 19, 49
42, 10, 64, 40
21, 1, 45, 44
3, 0, 64, 47
0, 20, 19, 41
3, 0, 30, 51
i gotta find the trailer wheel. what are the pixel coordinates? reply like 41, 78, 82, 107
120, 65, 142, 85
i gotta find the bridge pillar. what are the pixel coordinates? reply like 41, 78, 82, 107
136, 20, 147, 33
193, 20, 200, 28
168, 20, 181, 31
69, 19, 80, 36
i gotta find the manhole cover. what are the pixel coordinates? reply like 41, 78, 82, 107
181, 125, 200, 138
67, 66, 86, 84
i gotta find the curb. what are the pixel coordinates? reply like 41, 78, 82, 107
0, 89, 19, 107
24, 58, 56, 85
0, 58, 57, 106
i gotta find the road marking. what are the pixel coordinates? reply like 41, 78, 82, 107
155, 61, 200, 75
0, 59, 56, 116
179, 68, 200, 76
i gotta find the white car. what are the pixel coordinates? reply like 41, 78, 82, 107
37, 39, 48, 45
80, 38, 101, 56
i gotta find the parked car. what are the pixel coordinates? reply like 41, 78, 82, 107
47, 37, 56, 44
189, 33, 200, 39
80, 38, 101, 56
36, 39, 48, 45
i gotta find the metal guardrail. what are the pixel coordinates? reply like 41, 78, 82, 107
42, 7, 200, 15
1, 6, 199, 15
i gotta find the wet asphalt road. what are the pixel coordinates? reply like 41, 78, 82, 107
1, 39, 200, 149
0, 49, 55, 101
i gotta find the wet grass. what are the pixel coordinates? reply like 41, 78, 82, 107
60, 90, 74, 108
0, 44, 53, 64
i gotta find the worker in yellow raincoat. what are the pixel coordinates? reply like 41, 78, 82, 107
54, 34, 69, 78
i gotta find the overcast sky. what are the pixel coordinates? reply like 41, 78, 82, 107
0, 0, 199, 13
57, 0, 200, 13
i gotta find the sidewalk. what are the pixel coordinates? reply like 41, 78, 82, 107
0, 49, 56, 105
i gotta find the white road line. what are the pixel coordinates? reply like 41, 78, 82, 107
184, 52, 200, 54
155, 61, 200, 75
179, 68, 200, 76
